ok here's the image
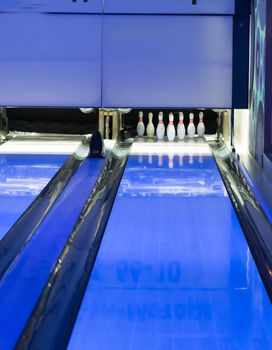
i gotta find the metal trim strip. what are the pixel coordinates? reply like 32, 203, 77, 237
15, 141, 131, 350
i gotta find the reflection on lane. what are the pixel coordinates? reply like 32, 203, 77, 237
68, 154, 272, 350
0, 154, 67, 239
120, 155, 227, 197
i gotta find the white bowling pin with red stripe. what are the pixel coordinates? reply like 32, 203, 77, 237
156, 112, 165, 140
197, 112, 205, 137
187, 113, 196, 139
137, 111, 145, 137
167, 113, 176, 141
177, 112, 186, 140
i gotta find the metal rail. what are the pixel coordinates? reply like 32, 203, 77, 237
0, 139, 89, 281
210, 141, 272, 302
16, 141, 131, 350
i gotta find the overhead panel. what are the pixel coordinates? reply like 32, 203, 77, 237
103, 0, 235, 14
0, 13, 102, 107
0, 0, 103, 14
102, 15, 233, 108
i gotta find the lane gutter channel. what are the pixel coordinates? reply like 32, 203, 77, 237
15, 141, 132, 350
0, 145, 84, 281
210, 140, 272, 303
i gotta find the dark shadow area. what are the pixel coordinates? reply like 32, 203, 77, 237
7, 108, 218, 135
7, 108, 99, 135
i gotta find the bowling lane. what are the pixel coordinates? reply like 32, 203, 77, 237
0, 155, 109, 350
68, 142, 272, 350
0, 153, 67, 240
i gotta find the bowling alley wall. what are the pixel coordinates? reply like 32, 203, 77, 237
234, 0, 271, 168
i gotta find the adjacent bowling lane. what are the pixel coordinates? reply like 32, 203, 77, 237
0, 153, 67, 240
68, 143, 272, 350
0, 155, 108, 350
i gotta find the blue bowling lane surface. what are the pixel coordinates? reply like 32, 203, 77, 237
0, 153, 67, 240
68, 152, 272, 350
0, 156, 107, 350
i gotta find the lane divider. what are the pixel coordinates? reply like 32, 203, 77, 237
15, 141, 132, 350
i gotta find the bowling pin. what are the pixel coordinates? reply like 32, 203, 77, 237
167, 113, 176, 141
156, 112, 165, 140
137, 111, 145, 137
187, 113, 196, 139
197, 112, 205, 137
146, 113, 155, 137
177, 112, 186, 140
146, 112, 155, 137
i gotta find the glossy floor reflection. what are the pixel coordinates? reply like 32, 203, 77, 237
68, 155, 272, 350
0, 154, 67, 240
